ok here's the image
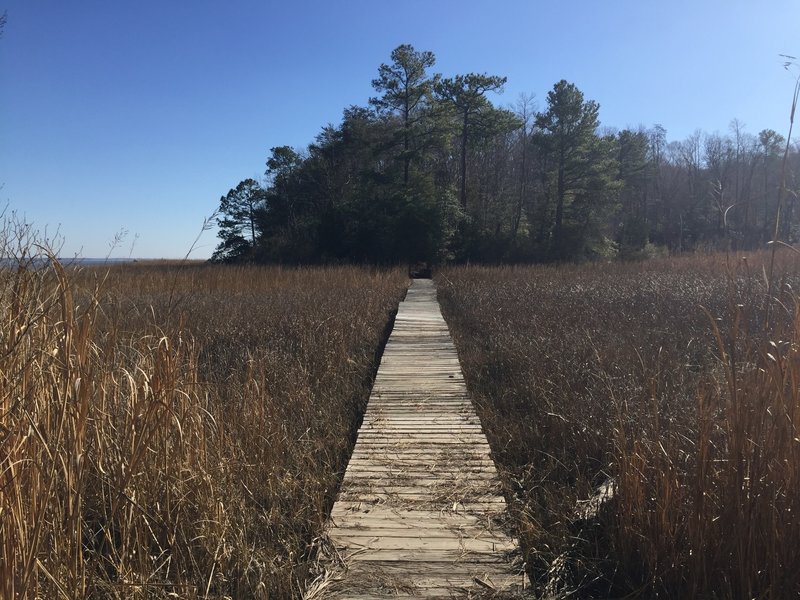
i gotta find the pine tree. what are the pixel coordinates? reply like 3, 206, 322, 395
535, 80, 618, 259
211, 179, 267, 262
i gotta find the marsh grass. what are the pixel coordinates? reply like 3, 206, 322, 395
1, 227, 407, 598
438, 251, 800, 598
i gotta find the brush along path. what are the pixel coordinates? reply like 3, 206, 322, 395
318, 279, 524, 599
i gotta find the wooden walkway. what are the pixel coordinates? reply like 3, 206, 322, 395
316, 279, 524, 599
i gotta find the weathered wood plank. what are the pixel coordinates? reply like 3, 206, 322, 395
343, 472, 498, 483
327, 507, 508, 525
316, 279, 524, 598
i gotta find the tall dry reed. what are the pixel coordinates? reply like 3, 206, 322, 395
1, 226, 407, 598
437, 251, 800, 598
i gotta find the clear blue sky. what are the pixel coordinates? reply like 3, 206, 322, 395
1, 0, 798, 258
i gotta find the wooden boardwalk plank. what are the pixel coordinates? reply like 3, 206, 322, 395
313, 280, 524, 599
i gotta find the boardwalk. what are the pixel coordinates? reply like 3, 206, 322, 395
318, 279, 524, 599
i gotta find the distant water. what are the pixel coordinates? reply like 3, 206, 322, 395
60, 257, 139, 266
0, 257, 140, 268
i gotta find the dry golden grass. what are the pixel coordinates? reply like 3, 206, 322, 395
437, 251, 800, 599
1, 228, 407, 598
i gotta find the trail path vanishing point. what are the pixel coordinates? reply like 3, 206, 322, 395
316, 279, 525, 599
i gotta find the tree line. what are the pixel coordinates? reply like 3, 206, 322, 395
212, 44, 799, 264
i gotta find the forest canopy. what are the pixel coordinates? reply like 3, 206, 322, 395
212, 44, 798, 265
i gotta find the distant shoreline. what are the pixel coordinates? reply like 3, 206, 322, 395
0, 257, 206, 268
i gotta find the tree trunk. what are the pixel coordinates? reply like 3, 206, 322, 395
249, 204, 256, 243
512, 130, 528, 241
403, 90, 411, 186
460, 110, 469, 210
553, 159, 565, 256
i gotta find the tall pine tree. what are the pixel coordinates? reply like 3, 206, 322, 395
535, 80, 618, 259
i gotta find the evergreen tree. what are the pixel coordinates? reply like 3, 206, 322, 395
212, 179, 267, 262
435, 73, 507, 210
370, 44, 437, 185
616, 129, 652, 256
534, 80, 619, 259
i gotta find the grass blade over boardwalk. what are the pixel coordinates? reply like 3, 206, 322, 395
317, 279, 525, 599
